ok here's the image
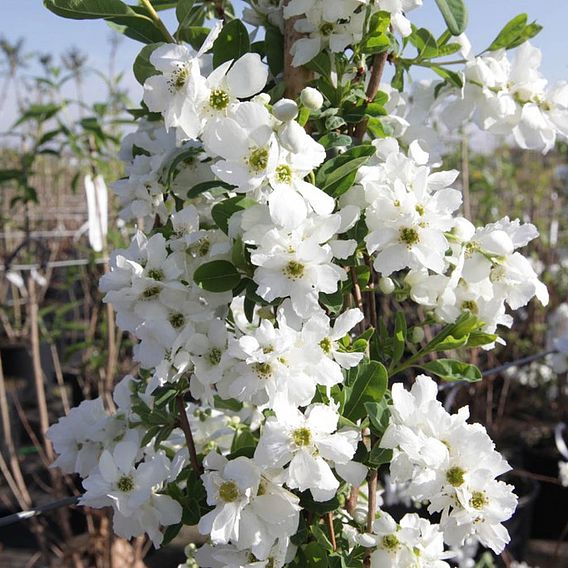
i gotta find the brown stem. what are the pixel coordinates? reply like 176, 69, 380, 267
176, 395, 202, 474
510, 468, 562, 486
29, 277, 53, 462
283, 0, 314, 98
354, 51, 389, 141
366, 469, 378, 532
325, 512, 337, 551
350, 267, 366, 334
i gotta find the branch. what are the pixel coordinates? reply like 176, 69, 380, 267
139, 0, 176, 44
283, 0, 314, 98
354, 51, 389, 141
176, 395, 202, 475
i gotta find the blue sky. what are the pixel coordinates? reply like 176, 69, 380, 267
0, 0, 566, 131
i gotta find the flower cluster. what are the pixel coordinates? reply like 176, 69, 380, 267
345, 137, 548, 339
43, 0, 559, 564
380, 375, 517, 553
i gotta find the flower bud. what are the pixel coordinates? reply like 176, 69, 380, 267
379, 276, 395, 295
252, 93, 271, 105
411, 327, 425, 343
300, 87, 324, 110
272, 98, 299, 121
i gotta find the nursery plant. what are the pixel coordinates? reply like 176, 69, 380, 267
42, 0, 568, 566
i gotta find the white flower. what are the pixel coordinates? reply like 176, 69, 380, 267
254, 403, 360, 501
47, 398, 109, 477
204, 101, 279, 192
248, 212, 348, 318
300, 87, 324, 110
357, 511, 452, 567
559, 461, 568, 487
198, 453, 300, 559
380, 375, 517, 553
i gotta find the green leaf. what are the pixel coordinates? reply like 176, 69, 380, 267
304, 52, 332, 77
265, 24, 284, 76
212, 19, 250, 68
44, 0, 134, 19
193, 260, 241, 292
434, 0, 468, 35
315, 145, 376, 198
187, 180, 233, 199
343, 361, 388, 422
177, 26, 210, 49
211, 196, 256, 234
133, 42, 163, 85
364, 399, 390, 438
13, 103, 62, 127
298, 491, 340, 515
106, 10, 163, 44
317, 132, 352, 150
409, 28, 438, 59
0, 169, 24, 183
368, 444, 393, 467
420, 358, 482, 383
175, 0, 196, 26
508, 22, 543, 49
488, 14, 528, 51
431, 64, 463, 88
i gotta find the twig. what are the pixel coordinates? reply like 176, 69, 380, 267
283, 0, 314, 98
0, 496, 80, 527
325, 512, 337, 551
139, 0, 176, 43
509, 468, 561, 486
354, 51, 389, 140
28, 277, 53, 462
366, 469, 378, 533
176, 395, 202, 474
482, 350, 554, 377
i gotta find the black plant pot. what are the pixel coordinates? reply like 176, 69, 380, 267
0, 341, 54, 387
503, 477, 540, 561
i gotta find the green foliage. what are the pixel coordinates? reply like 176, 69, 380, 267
488, 14, 542, 51
193, 260, 241, 292
211, 195, 256, 234
315, 145, 376, 198
133, 42, 163, 84
44, 0, 134, 20
343, 361, 388, 422
434, 0, 468, 35
212, 19, 250, 68
419, 358, 482, 382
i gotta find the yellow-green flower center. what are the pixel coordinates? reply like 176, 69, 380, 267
247, 147, 269, 173
147, 268, 164, 281
169, 312, 185, 329
382, 534, 400, 551
470, 490, 487, 510
283, 260, 305, 280
209, 88, 230, 110
253, 362, 273, 379
446, 466, 466, 487
208, 347, 222, 366
319, 336, 333, 354
117, 475, 135, 493
142, 285, 161, 299
275, 164, 293, 184
218, 480, 240, 503
292, 427, 312, 447
415, 204, 425, 216
399, 227, 420, 246
461, 300, 478, 314
169, 65, 189, 91
320, 22, 334, 36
